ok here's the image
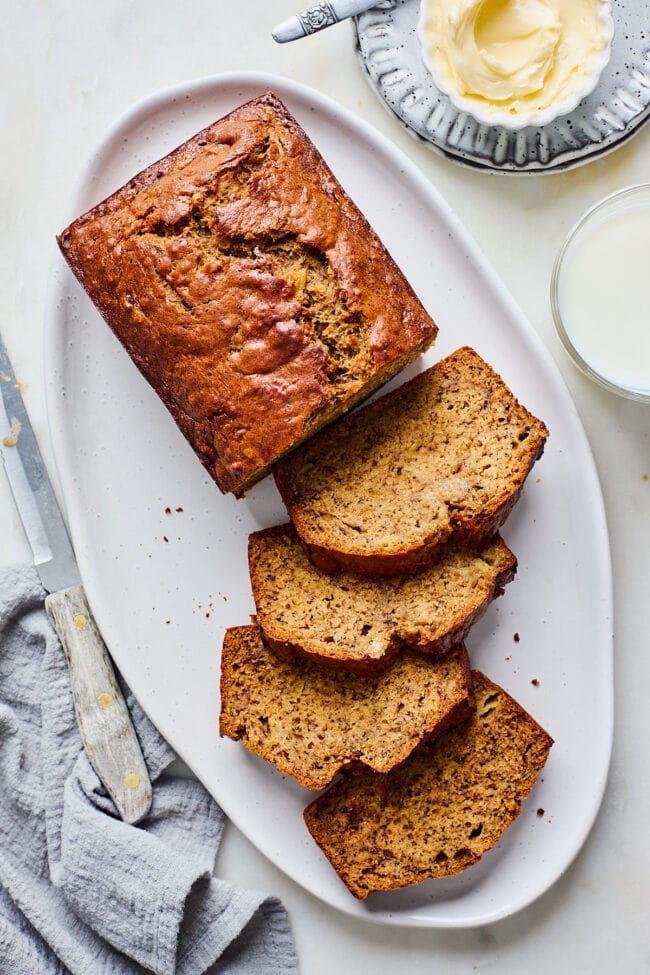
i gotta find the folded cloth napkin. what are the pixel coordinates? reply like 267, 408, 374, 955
0, 565, 299, 975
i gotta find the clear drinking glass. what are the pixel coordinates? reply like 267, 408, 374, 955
550, 183, 650, 403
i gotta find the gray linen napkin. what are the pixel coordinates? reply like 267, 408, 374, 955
0, 564, 298, 975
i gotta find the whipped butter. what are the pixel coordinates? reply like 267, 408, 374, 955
419, 0, 614, 128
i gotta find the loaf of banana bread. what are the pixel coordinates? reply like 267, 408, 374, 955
57, 92, 437, 495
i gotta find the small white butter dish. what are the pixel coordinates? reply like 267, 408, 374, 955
418, 0, 614, 131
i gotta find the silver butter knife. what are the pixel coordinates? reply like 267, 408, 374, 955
272, 0, 382, 43
0, 332, 152, 825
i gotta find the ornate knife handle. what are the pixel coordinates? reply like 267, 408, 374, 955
272, 0, 381, 43
298, 2, 339, 35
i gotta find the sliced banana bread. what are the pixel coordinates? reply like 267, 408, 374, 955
248, 524, 516, 672
274, 347, 548, 576
219, 625, 474, 790
303, 671, 553, 899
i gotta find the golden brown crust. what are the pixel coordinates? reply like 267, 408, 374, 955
57, 92, 437, 495
303, 671, 553, 898
248, 523, 517, 673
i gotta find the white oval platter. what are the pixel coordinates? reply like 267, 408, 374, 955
46, 72, 613, 928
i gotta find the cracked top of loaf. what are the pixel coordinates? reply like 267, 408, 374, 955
57, 92, 437, 495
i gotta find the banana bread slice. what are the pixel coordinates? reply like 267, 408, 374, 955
303, 671, 553, 899
274, 347, 548, 575
57, 92, 437, 496
249, 524, 516, 672
219, 625, 474, 790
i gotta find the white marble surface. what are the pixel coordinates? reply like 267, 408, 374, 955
1, 2, 649, 971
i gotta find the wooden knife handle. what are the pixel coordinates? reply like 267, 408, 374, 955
46, 585, 153, 825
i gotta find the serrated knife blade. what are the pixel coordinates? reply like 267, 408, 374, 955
0, 331, 152, 825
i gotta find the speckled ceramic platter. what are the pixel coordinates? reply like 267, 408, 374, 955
355, 0, 650, 172
47, 73, 612, 927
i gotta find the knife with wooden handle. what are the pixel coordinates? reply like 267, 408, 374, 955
0, 331, 152, 825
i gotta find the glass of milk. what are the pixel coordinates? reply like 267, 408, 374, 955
551, 184, 650, 402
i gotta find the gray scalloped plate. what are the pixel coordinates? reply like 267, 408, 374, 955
354, 0, 650, 173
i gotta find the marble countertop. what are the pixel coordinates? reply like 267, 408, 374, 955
2, 2, 649, 971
